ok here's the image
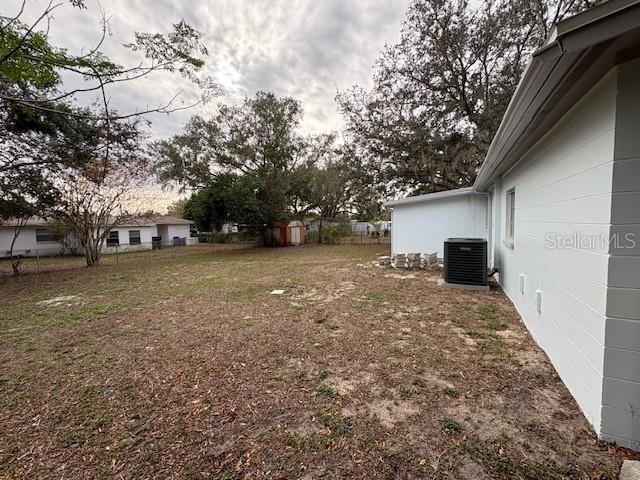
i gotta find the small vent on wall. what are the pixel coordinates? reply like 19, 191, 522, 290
536, 290, 543, 314
519, 274, 526, 294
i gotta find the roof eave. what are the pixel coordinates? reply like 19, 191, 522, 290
473, 0, 640, 192
385, 187, 480, 208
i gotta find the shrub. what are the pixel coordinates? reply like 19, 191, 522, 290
324, 225, 343, 245
316, 384, 336, 397
440, 417, 461, 435
305, 231, 319, 244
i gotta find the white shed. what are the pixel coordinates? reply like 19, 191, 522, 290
387, 188, 489, 259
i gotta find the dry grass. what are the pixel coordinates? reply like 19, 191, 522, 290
0, 245, 632, 479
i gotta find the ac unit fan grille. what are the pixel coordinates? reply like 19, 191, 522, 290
444, 239, 488, 286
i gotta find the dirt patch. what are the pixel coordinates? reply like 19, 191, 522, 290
293, 280, 357, 304
326, 371, 375, 396
36, 294, 81, 306
446, 402, 513, 441
344, 399, 419, 430
514, 348, 549, 370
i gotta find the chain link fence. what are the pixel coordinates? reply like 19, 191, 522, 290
338, 234, 391, 245
0, 242, 257, 276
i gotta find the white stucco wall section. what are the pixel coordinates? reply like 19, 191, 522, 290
601, 60, 640, 449
101, 225, 157, 253
157, 224, 191, 246
495, 69, 618, 434
391, 193, 488, 258
0, 227, 62, 257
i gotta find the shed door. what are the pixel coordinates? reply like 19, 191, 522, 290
291, 227, 300, 245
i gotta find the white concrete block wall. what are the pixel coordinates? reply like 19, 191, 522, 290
391, 194, 488, 258
495, 69, 618, 433
601, 60, 640, 449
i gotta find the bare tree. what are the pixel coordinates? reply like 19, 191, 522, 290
0, 1, 218, 123
8, 215, 28, 274
54, 161, 149, 266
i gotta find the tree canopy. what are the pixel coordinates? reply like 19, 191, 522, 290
337, 0, 605, 196
154, 92, 338, 230
0, 1, 216, 267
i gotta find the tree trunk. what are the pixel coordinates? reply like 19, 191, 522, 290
84, 236, 101, 267
10, 256, 21, 275
9, 220, 27, 275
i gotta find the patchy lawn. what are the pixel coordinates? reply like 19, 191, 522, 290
0, 245, 632, 479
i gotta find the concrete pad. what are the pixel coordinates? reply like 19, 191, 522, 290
620, 460, 640, 480
443, 282, 490, 292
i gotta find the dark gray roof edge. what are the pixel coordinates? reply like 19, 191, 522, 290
474, 0, 640, 192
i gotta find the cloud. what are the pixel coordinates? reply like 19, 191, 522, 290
3, 0, 410, 211
5, 0, 410, 137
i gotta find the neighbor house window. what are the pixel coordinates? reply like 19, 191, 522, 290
129, 230, 141, 245
106, 231, 120, 246
506, 188, 516, 245
35, 228, 57, 243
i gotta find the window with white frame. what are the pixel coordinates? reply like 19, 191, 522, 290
506, 188, 516, 245
129, 230, 141, 245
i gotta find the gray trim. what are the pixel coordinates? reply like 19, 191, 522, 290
474, 0, 640, 192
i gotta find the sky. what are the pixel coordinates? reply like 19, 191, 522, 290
6, 0, 411, 138
5, 0, 411, 209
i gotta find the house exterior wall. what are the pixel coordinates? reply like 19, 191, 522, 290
391, 194, 488, 258
494, 69, 618, 436
0, 226, 66, 258
352, 222, 374, 235
101, 225, 157, 254
1, 223, 192, 257
159, 224, 191, 246
602, 59, 640, 449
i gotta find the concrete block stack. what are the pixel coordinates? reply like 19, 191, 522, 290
378, 255, 391, 267
394, 253, 408, 268
407, 253, 421, 269
424, 251, 438, 267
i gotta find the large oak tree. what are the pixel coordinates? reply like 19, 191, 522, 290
337, 0, 604, 196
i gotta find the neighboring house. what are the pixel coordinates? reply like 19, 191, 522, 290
0, 215, 196, 258
307, 217, 342, 232
153, 216, 194, 247
351, 221, 374, 235
387, 0, 640, 450
374, 220, 392, 233
221, 223, 239, 234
